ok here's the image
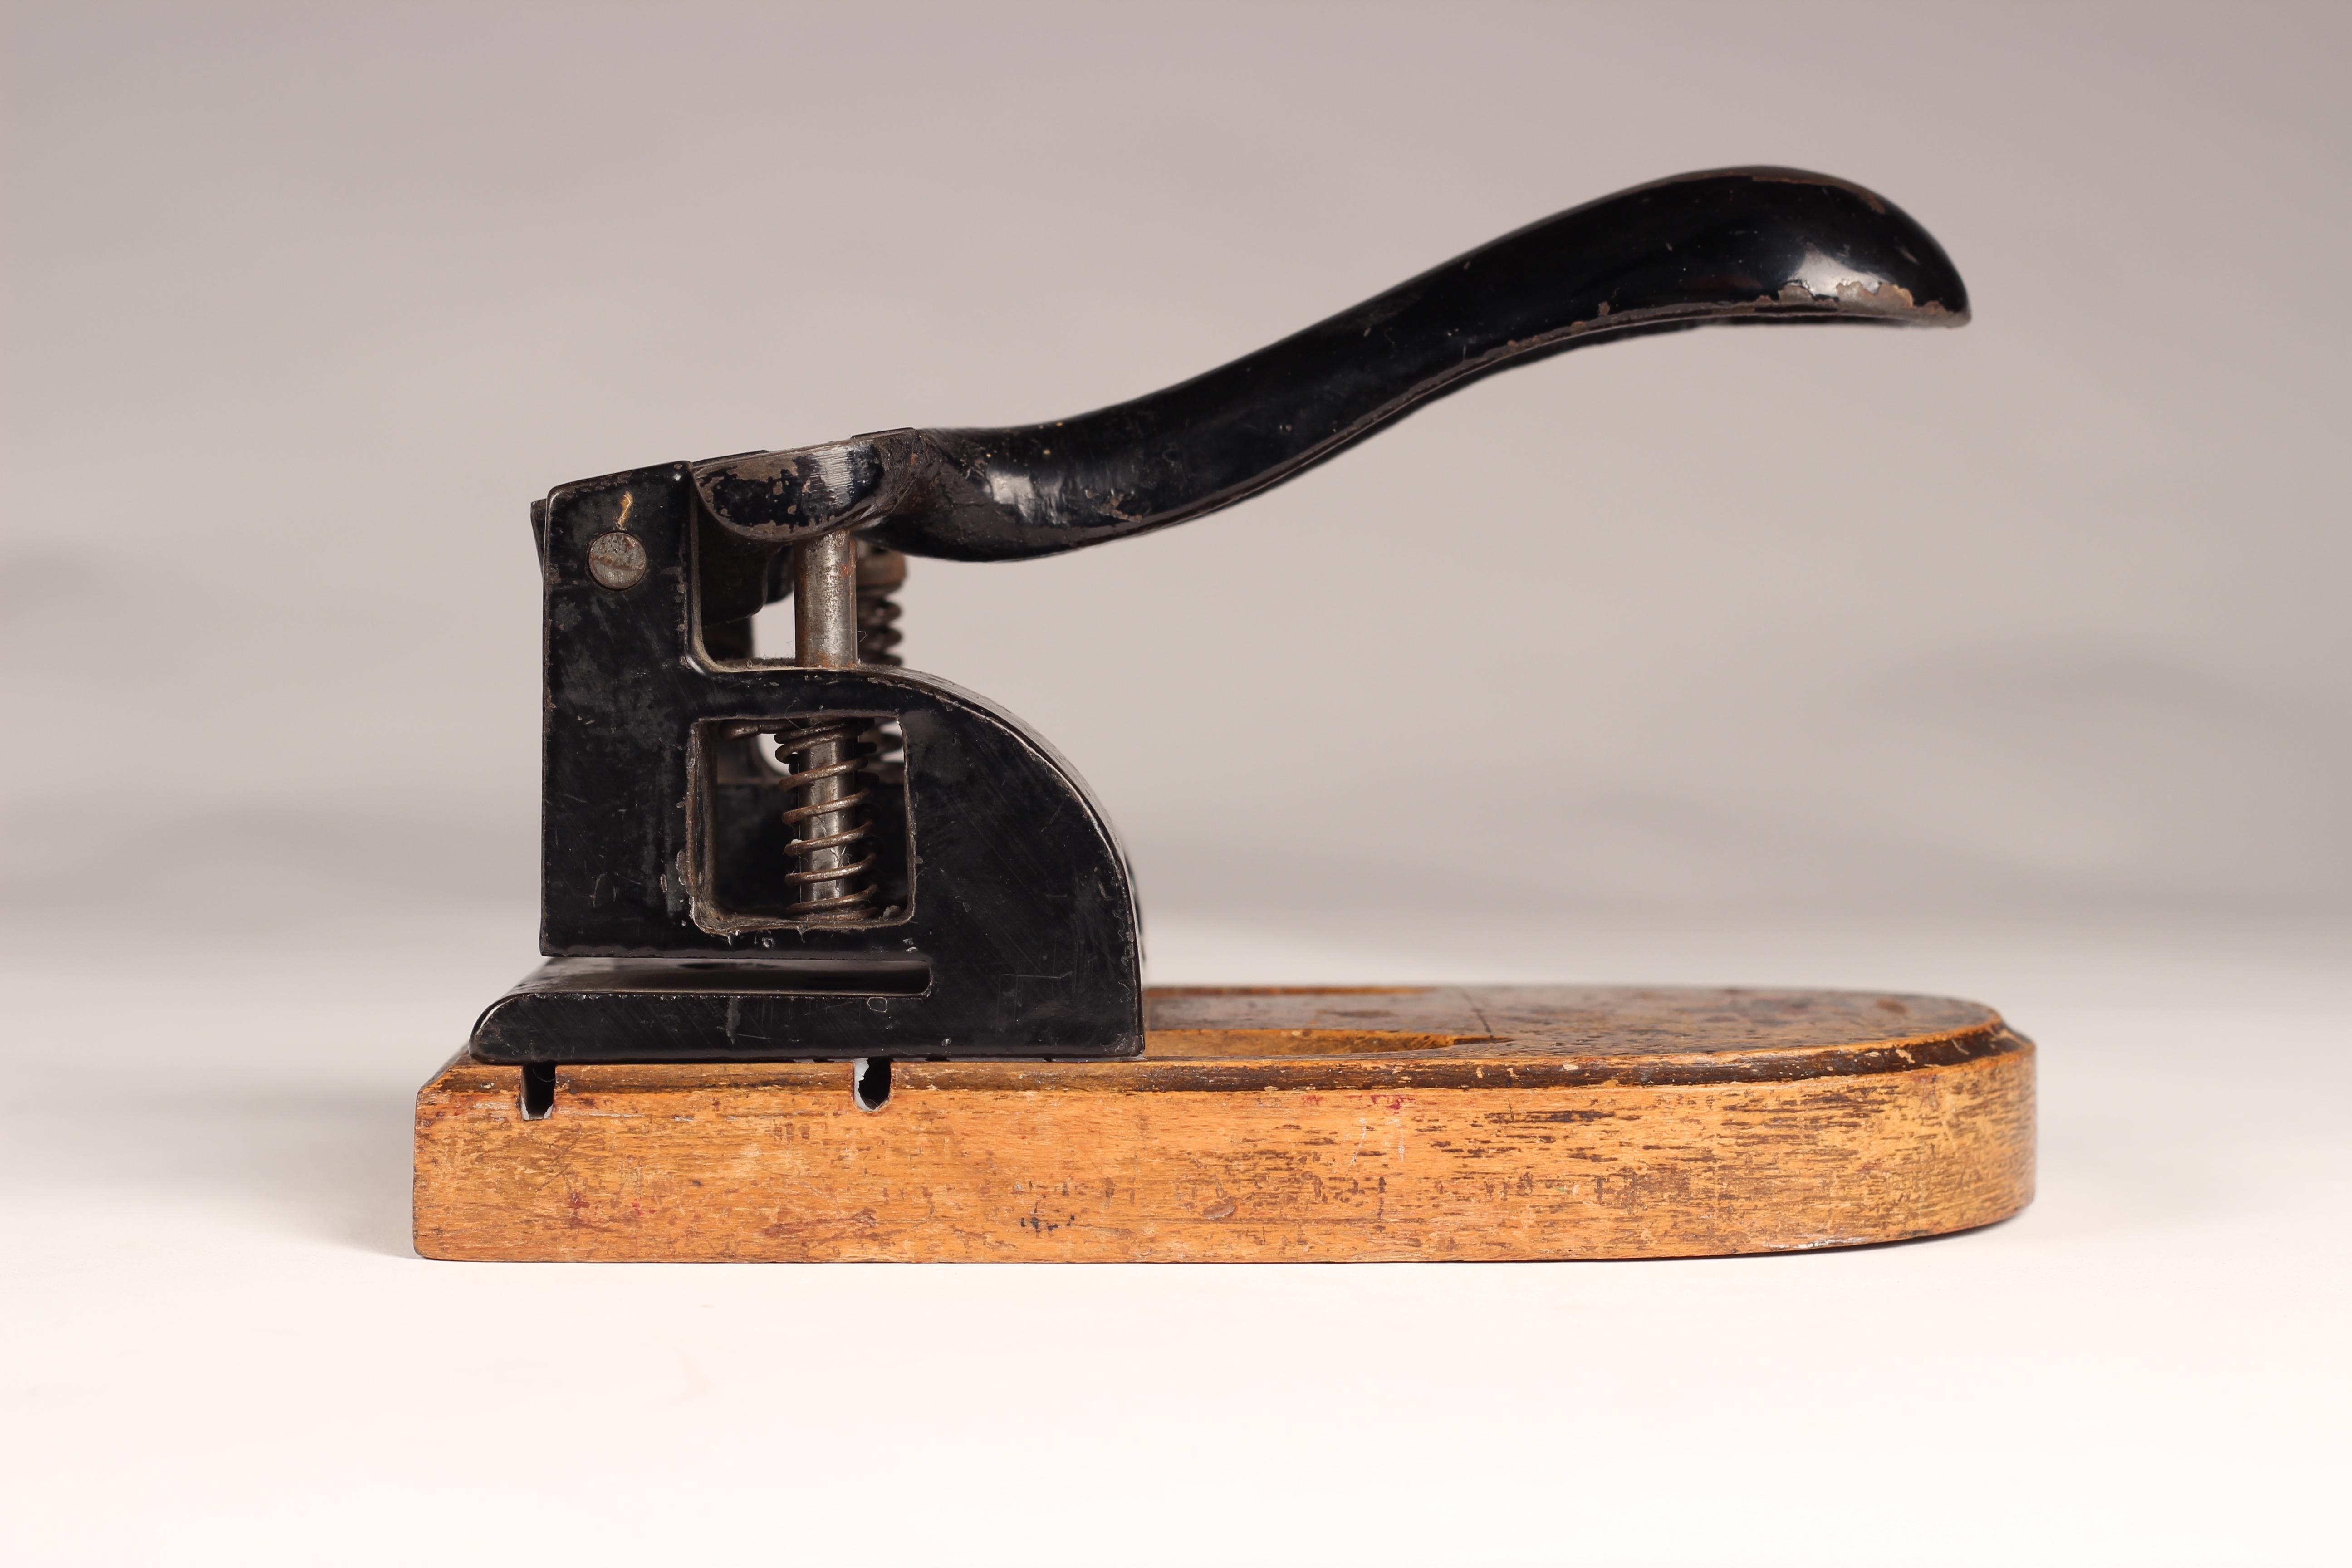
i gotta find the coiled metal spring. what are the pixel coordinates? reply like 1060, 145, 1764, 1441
855, 545, 906, 666
776, 718, 878, 920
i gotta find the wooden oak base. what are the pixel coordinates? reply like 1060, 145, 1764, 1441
413, 987, 2034, 1262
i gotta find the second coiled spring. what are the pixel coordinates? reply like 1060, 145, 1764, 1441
776, 718, 878, 920
855, 544, 906, 666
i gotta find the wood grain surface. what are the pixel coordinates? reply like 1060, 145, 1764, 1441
414, 986, 2034, 1262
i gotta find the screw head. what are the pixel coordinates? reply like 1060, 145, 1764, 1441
586, 531, 647, 590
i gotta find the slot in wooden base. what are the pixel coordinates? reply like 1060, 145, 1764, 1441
413, 986, 2034, 1262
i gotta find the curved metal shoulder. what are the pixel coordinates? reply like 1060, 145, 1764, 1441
694, 167, 1968, 562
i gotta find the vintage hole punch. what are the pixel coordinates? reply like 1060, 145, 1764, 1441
416, 168, 2033, 1262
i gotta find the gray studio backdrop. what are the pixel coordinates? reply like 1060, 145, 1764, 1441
7, 1, 2347, 969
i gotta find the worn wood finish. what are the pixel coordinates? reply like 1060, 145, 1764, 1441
414, 987, 2034, 1262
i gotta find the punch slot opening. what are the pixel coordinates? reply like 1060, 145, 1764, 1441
520, 1062, 557, 1120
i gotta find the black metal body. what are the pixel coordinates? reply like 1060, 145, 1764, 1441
470, 166, 1969, 1065
470, 465, 1144, 1063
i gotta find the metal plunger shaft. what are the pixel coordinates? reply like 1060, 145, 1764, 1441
784, 533, 869, 918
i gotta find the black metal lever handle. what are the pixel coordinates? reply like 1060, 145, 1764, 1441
694, 167, 1967, 562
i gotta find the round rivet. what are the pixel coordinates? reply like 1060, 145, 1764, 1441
586, 531, 647, 590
